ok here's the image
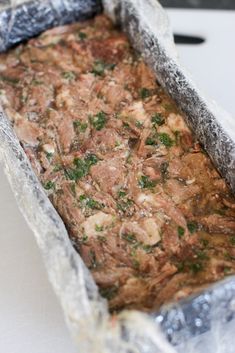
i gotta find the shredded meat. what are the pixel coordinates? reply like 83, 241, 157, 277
1, 14, 235, 312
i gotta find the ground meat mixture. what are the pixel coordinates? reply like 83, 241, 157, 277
1, 14, 235, 312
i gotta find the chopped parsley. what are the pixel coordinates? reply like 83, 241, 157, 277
61, 71, 76, 81
95, 224, 104, 232
135, 121, 143, 129
158, 132, 174, 148
189, 262, 203, 274
43, 180, 55, 190
118, 190, 127, 198
82, 234, 88, 243
45, 152, 53, 160
99, 285, 119, 300
89, 111, 107, 130
65, 154, 98, 181
122, 233, 137, 244
31, 79, 43, 85
73, 120, 88, 132
97, 235, 106, 243
91, 60, 115, 76
230, 236, 235, 246
140, 87, 151, 99
196, 250, 208, 260
145, 132, 173, 148
70, 183, 76, 196
151, 113, 164, 126
160, 161, 169, 181
174, 130, 181, 145
142, 244, 154, 254
224, 266, 232, 274
117, 190, 133, 213
0, 75, 19, 85
78, 31, 87, 40
145, 136, 158, 146
177, 262, 185, 272
178, 226, 185, 238
53, 164, 62, 172
187, 222, 198, 234
79, 194, 103, 210
117, 199, 133, 213
138, 175, 157, 189
132, 258, 140, 269
200, 238, 209, 247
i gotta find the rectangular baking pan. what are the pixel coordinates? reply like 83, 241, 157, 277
0, 1, 235, 352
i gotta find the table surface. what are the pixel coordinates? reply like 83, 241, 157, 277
0, 9, 234, 353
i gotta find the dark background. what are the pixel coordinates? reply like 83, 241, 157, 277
159, 0, 235, 9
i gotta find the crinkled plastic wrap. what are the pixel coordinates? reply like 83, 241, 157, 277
1, 1, 235, 352
0, 0, 102, 52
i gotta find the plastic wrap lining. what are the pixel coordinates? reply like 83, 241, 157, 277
0, 1, 235, 352
0, 0, 102, 52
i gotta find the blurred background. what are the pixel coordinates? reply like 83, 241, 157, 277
159, 0, 235, 116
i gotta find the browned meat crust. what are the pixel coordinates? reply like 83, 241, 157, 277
1, 14, 235, 312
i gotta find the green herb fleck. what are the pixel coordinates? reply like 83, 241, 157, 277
99, 285, 119, 300
174, 130, 181, 145
78, 31, 87, 40
70, 183, 76, 196
91, 60, 115, 76
151, 113, 164, 126
145, 136, 158, 146
224, 266, 232, 274
138, 175, 157, 189
123, 122, 130, 129
79, 194, 103, 210
31, 79, 43, 85
132, 258, 140, 269
61, 71, 76, 81
178, 226, 185, 238
0, 75, 19, 85
200, 238, 209, 247
230, 236, 235, 246
158, 132, 174, 148
95, 224, 104, 232
117, 199, 133, 213
140, 87, 151, 99
142, 244, 153, 253
73, 120, 88, 132
189, 262, 203, 274
65, 154, 98, 181
53, 164, 62, 172
45, 152, 53, 160
160, 161, 169, 181
122, 233, 137, 244
82, 234, 88, 243
43, 180, 55, 190
135, 121, 143, 129
89, 111, 107, 131
187, 222, 198, 234
177, 262, 185, 272
84, 154, 99, 167
196, 250, 208, 260
118, 190, 127, 198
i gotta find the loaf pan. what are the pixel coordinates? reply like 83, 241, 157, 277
0, 1, 235, 352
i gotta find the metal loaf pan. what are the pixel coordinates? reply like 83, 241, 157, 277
0, 1, 235, 352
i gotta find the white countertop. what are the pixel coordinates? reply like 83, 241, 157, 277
166, 9, 235, 116
0, 9, 234, 353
